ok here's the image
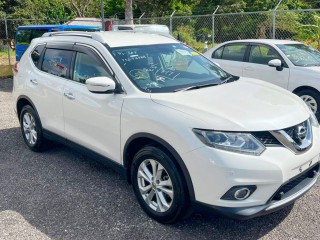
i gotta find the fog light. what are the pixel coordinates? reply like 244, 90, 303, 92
234, 188, 251, 200
221, 185, 257, 200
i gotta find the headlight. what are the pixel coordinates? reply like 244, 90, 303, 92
193, 129, 266, 156
310, 111, 319, 128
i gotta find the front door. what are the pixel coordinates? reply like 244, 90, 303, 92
63, 45, 124, 163
242, 44, 290, 89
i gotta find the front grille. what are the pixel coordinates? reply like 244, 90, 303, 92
270, 163, 319, 202
284, 127, 295, 138
282, 120, 307, 139
252, 132, 281, 145
253, 120, 310, 151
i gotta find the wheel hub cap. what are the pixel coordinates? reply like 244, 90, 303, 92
137, 159, 173, 212
23, 112, 37, 145
300, 95, 317, 114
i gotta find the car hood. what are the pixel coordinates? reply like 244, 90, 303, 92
150, 78, 310, 131
303, 66, 320, 72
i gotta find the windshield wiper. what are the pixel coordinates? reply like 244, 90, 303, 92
174, 83, 219, 92
220, 75, 238, 84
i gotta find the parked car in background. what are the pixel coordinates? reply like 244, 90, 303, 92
12, 31, 320, 223
111, 24, 171, 37
204, 39, 320, 119
14, 24, 101, 61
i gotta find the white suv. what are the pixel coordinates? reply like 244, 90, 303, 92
12, 32, 320, 223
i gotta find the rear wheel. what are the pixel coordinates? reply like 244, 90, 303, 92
131, 146, 190, 223
20, 105, 46, 152
296, 89, 320, 119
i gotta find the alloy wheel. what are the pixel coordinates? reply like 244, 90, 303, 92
23, 112, 37, 145
137, 159, 173, 212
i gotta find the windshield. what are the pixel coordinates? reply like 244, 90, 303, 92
277, 44, 320, 67
110, 44, 234, 93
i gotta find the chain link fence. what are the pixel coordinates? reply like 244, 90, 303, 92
159, 9, 320, 52
1, 9, 320, 76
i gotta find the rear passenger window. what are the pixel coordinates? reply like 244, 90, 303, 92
73, 52, 111, 84
221, 44, 247, 61
41, 49, 73, 78
31, 29, 48, 39
31, 44, 45, 68
16, 30, 32, 45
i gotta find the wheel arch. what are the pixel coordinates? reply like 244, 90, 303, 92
292, 86, 320, 95
123, 133, 195, 201
16, 96, 40, 124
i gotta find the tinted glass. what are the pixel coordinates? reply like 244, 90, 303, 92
31, 44, 45, 67
111, 43, 232, 93
16, 30, 32, 45
277, 44, 320, 66
249, 45, 279, 65
213, 47, 223, 59
41, 48, 73, 78
31, 29, 48, 39
73, 52, 111, 83
221, 44, 246, 61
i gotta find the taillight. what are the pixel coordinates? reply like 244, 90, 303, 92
13, 62, 19, 73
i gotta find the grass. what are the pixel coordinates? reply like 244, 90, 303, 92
0, 49, 15, 57
0, 65, 13, 77
0, 48, 15, 77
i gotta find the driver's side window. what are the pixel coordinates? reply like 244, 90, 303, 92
249, 45, 280, 65
73, 52, 111, 84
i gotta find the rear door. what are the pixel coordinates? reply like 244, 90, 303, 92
210, 43, 248, 76
242, 44, 290, 88
27, 43, 73, 137
62, 44, 124, 163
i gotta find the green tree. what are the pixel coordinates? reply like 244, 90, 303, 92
296, 15, 320, 49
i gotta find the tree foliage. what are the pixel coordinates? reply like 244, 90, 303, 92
1, 0, 320, 51
1, 0, 317, 19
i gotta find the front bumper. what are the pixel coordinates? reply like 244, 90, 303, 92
192, 162, 319, 220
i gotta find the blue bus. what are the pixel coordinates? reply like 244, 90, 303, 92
15, 24, 101, 61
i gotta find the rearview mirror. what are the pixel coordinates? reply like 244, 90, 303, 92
268, 59, 283, 71
86, 76, 116, 93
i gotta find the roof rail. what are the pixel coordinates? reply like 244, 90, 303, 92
42, 31, 93, 38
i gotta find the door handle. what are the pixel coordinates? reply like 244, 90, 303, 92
30, 79, 38, 85
64, 92, 75, 100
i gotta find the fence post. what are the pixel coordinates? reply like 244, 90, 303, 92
100, 0, 105, 30
4, 15, 11, 65
212, 5, 220, 44
170, 10, 176, 35
138, 13, 145, 24
273, 0, 284, 39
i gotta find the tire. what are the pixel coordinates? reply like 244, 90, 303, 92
131, 146, 190, 223
296, 89, 320, 119
20, 105, 46, 152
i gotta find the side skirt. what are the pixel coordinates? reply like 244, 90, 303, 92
43, 129, 126, 178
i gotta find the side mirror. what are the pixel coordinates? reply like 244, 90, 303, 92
268, 59, 283, 71
86, 76, 116, 93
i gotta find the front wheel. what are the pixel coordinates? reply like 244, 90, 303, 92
131, 146, 190, 223
296, 89, 320, 119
